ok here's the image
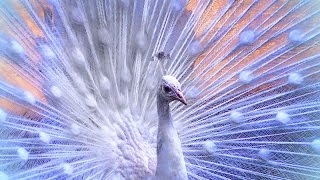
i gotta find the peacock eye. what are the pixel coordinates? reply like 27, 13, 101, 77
163, 85, 171, 93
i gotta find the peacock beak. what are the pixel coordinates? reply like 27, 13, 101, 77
176, 91, 187, 105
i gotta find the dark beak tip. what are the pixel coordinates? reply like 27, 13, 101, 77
176, 91, 187, 105
180, 99, 187, 106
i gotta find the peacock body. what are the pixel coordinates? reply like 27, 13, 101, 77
0, 0, 319, 179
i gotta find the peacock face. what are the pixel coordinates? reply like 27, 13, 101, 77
160, 75, 187, 105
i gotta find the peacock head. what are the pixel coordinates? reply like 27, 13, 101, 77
159, 75, 187, 105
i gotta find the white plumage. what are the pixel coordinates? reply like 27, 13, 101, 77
0, 0, 319, 179
155, 75, 187, 179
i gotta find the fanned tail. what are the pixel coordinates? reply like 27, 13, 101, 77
173, 0, 320, 179
0, 0, 319, 179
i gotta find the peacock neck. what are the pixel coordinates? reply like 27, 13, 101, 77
155, 93, 188, 179
157, 94, 173, 129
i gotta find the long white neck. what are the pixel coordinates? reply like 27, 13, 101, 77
155, 93, 188, 180
157, 95, 172, 129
